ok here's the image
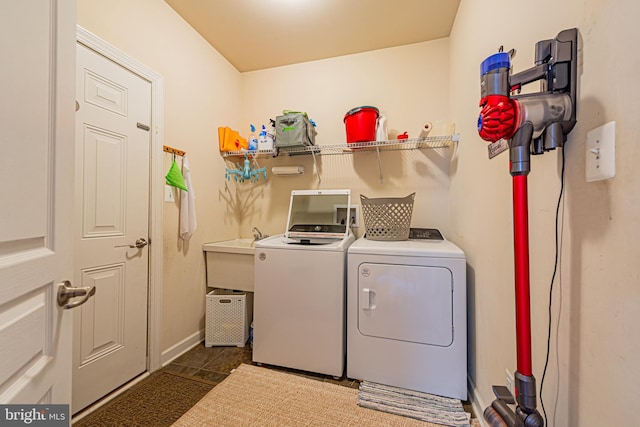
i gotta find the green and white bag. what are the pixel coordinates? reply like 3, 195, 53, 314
275, 111, 316, 148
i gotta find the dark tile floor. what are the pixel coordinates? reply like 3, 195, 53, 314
163, 342, 361, 389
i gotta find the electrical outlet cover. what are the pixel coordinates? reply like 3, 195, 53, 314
586, 121, 616, 182
333, 205, 359, 227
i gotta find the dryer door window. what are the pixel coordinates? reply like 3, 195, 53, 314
357, 263, 453, 347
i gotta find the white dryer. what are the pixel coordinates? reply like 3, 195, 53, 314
347, 230, 467, 399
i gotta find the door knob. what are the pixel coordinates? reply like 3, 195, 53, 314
114, 237, 149, 249
57, 280, 96, 310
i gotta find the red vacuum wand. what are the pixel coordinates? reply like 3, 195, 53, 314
478, 29, 578, 427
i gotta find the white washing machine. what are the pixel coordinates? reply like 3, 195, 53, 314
347, 230, 467, 399
252, 190, 355, 377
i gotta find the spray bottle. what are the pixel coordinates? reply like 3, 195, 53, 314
268, 119, 276, 147
248, 124, 258, 151
258, 124, 273, 151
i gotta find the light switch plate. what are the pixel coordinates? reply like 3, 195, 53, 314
164, 185, 175, 202
586, 121, 616, 182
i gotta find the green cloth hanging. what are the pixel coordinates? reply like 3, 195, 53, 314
165, 159, 188, 191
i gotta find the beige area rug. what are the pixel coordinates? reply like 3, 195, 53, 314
173, 364, 469, 426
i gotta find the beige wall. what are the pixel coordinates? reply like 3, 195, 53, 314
77, 0, 243, 352
78, 2, 640, 425
76, 1, 454, 361
239, 39, 454, 238
450, 0, 640, 425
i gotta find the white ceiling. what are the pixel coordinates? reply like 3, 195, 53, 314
164, 0, 460, 72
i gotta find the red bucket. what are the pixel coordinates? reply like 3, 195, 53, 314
344, 106, 379, 143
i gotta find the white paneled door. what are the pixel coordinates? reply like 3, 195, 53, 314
0, 0, 76, 405
73, 43, 151, 412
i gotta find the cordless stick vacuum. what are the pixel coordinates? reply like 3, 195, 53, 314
477, 28, 578, 427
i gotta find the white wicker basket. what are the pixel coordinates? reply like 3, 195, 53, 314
205, 289, 253, 347
360, 193, 415, 241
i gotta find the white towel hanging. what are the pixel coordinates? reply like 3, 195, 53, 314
180, 154, 197, 240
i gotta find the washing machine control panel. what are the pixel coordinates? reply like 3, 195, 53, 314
409, 228, 443, 240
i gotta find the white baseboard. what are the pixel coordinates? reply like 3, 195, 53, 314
160, 329, 205, 367
468, 375, 489, 427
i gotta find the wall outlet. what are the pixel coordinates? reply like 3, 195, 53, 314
505, 369, 515, 399
334, 205, 360, 228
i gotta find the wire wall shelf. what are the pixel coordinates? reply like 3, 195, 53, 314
221, 134, 459, 185
220, 134, 459, 158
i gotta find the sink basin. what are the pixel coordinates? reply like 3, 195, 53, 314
203, 238, 256, 255
203, 239, 256, 292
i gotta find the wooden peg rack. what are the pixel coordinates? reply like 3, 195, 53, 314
163, 145, 185, 156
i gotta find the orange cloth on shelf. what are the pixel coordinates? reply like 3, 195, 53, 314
218, 126, 248, 152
